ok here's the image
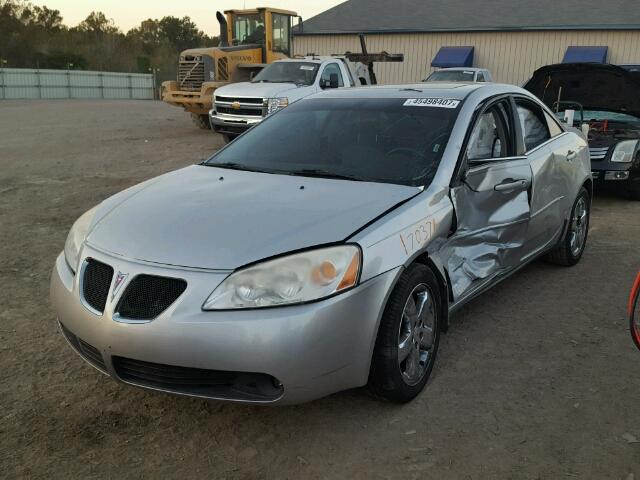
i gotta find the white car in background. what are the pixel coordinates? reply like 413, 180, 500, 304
424, 67, 493, 83
209, 56, 370, 142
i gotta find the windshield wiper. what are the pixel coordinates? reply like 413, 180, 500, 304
290, 169, 366, 181
207, 162, 273, 174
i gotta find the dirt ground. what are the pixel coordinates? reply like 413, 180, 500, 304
1, 100, 639, 480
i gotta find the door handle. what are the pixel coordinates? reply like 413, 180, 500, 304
567, 150, 577, 161
494, 179, 529, 192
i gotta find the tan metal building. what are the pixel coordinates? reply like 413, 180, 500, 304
292, 0, 640, 86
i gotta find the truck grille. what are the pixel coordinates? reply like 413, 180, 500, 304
215, 96, 263, 105
216, 106, 262, 116
178, 58, 205, 92
217, 57, 229, 81
214, 96, 264, 118
589, 146, 609, 160
116, 275, 187, 321
82, 259, 114, 314
60, 322, 107, 373
112, 356, 284, 401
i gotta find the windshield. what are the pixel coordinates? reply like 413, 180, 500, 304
233, 13, 265, 45
426, 70, 475, 82
252, 62, 319, 86
205, 98, 460, 187
556, 109, 640, 126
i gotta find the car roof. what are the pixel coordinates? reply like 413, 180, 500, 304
276, 56, 340, 65
432, 67, 488, 72
307, 82, 513, 100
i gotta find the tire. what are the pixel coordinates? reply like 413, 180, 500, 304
545, 186, 590, 266
222, 134, 236, 144
625, 184, 640, 201
191, 114, 211, 130
368, 263, 441, 403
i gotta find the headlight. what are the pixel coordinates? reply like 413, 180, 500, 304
611, 140, 639, 163
265, 97, 289, 115
63, 207, 97, 273
203, 245, 361, 310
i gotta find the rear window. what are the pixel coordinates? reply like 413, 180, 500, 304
426, 70, 475, 82
206, 98, 461, 187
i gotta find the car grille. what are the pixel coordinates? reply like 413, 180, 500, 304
116, 275, 187, 320
589, 146, 610, 160
178, 59, 205, 92
82, 259, 114, 314
112, 356, 284, 401
59, 322, 107, 372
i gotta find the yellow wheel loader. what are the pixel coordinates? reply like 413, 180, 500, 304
162, 7, 299, 129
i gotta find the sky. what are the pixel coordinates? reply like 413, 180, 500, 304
29, 0, 345, 36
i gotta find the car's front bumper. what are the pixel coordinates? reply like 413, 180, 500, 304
591, 164, 640, 191
209, 110, 263, 136
50, 246, 400, 405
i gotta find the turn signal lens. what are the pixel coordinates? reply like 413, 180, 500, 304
337, 253, 360, 291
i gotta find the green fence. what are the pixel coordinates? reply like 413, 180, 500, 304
0, 68, 156, 100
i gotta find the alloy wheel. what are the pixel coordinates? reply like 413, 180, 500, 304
397, 283, 437, 386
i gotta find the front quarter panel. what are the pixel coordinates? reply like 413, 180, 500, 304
351, 186, 454, 283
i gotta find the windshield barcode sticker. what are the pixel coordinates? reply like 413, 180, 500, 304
404, 98, 460, 108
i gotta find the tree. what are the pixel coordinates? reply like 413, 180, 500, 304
76, 11, 119, 35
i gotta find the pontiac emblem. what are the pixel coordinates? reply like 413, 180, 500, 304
231, 101, 241, 110
112, 271, 129, 299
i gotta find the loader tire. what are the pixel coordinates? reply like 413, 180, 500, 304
191, 114, 211, 130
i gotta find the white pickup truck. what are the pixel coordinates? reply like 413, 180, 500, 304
209, 56, 371, 142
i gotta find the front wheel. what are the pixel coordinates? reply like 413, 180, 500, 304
368, 264, 441, 403
545, 186, 590, 266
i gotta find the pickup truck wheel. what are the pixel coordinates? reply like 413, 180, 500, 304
191, 114, 211, 130
368, 264, 441, 403
545, 186, 590, 266
222, 134, 236, 144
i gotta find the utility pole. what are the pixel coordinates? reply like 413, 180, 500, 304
0, 59, 7, 100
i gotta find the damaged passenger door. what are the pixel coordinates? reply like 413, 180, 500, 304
514, 97, 572, 258
446, 98, 532, 302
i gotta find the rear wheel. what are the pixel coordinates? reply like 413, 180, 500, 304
222, 134, 236, 144
546, 186, 590, 266
368, 264, 441, 403
191, 114, 211, 130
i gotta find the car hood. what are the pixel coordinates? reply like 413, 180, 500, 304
87, 165, 419, 270
216, 81, 311, 99
523, 63, 640, 118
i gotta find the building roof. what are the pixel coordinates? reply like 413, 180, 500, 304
293, 0, 640, 35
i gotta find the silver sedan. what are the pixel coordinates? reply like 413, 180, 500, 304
51, 83, 592, 404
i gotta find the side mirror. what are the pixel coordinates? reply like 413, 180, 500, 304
329, 73, 339, 89
249, 71, 255, 81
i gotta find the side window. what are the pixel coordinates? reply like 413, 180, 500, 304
466, 103, 511, 161
271, 14, 290, 55
320, 63, 344, 87
516, 100, 551, 151
476, 72, 486, 82
545, 111, 564, 137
